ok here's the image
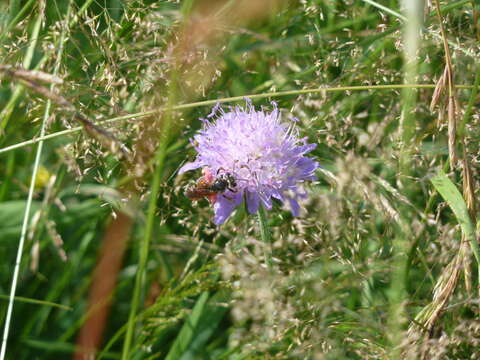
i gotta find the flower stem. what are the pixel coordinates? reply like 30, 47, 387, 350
257, 205, 273, 269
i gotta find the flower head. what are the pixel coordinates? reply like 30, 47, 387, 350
180, 101, 319, 225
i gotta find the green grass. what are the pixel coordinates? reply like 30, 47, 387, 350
1, 0, 480, 359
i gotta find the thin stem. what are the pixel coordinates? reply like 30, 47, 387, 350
362, 0, 474, 58
474, 221, 480, 275
0, 83, 475, 156
257, 205, 273, 270
0, 0, 37, 44
120, 133, 169, 359
0, 1, 71, 358
399, 0, 421, 171
459, 63, 480, 138
7, 0, 21, 22
361, 0, 406, 21
434, 0, 454, 72
0, 295, 72, 311
121, 71, 178, 360
0, 3, 43, 130
0, 0, 95, 131
387, 0, 421, 357
362, 0, 471, 22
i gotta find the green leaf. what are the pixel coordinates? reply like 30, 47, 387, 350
431, 171, 474, 240
165, 291, 228, 360
430, 171, 480, 266
0, 200, 41, 240
0, 295, 71, 311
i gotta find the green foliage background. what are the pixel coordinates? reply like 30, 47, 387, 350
1, 0, 480, 359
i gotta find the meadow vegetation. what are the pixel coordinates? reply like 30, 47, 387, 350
1, 0, 480, 359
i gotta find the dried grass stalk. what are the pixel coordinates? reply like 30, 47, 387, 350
447, 93, 457, 164
430, 66, 447, 111
1, 67, 131, 159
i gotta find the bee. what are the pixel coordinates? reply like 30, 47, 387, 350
185, 168, 237, 203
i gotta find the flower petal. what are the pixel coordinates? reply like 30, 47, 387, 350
245, 190, 260, 214
271, 189, 284, 201
260, 192, 273, 210
179, 161, 201, 174
288, 197, 301, 216
213, 192, 243, 225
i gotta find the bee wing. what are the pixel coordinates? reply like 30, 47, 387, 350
207, 194, 218, 203
196, 176, 212, 188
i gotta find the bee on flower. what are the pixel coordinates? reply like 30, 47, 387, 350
180, 100, 319, 225
184, 167, 237, 204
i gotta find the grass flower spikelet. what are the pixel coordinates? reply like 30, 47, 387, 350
180, 101, 319, 224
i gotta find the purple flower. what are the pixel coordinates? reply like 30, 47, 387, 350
180, 101, 319, 225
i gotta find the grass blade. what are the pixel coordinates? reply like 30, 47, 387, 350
0, 2, 72, 357
165, 291, 228, 360
431, 171, 480, 266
